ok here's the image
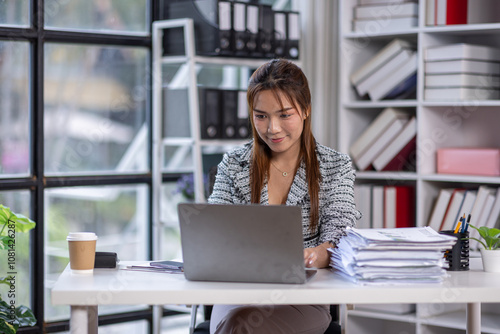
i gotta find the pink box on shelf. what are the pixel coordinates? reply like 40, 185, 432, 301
437, 148, 500, 176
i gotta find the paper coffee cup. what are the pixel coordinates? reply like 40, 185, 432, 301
67, 232, 98, 274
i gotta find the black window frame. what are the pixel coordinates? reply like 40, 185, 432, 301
1, 1, 185, 333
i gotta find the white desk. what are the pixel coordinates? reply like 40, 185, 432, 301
52, 259, 500, 334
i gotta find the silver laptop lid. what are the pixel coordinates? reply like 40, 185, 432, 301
178, 203, 308, 284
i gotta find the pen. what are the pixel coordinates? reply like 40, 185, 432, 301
463, 214, 471, 233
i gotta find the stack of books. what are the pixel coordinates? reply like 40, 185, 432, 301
350, 39, 417, 101
424, 43, 500, 100
352, 0, 418, 33
427, 186, 500, 250
328, 227, 457, 285
354, 184, 415, 229
350, 107, 416, 171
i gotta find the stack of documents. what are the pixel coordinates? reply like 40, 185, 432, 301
329, 227, 456, 285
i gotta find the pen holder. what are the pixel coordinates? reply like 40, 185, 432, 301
439, 230, 469, 271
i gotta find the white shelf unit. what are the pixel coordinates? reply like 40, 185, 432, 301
337, 1, 500, 333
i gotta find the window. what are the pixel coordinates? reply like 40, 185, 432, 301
0, 1, 169, 333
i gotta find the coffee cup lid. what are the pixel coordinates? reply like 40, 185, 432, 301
67, 232, 98, 241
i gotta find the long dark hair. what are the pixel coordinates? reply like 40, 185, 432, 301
247, 59, 320, 231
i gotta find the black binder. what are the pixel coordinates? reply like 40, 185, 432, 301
236, 90, 251, 139
257, 4, 274, 58
199, 88, 222, 139
217, 0, 233, 55
245, 3, 259, 55
273, 10, 287, 58
221, 89, 238, 139
160, 0, 229, 57
232, 1, 248, 55
286, 11, 300, 59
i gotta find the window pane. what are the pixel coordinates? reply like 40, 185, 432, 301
0, 0, 29, 27
44, 44, 149, 174
0, 41, 30, 177
0, 190, 32, 310
44, 184, 149, 321
44, 0, 148, 34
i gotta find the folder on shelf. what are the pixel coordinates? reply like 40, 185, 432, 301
199, 88, 222, 140
353, 117, 410, 171
367, 52, 417, 101
350, 107, 412, 162
221, 89, 238, 139
286, 11, 300, 59
236, 90, 250, 139
273, 10, 287, 58
218, 0, 233, 55
245, 3, 259, 55
384, 186, 415, 229
161, 0, 224, 57
257, 4, 275, 58
350, 39, 412, 87
232, 1, 248, 55
427, 188, 454, 231
372, 116, 417, 172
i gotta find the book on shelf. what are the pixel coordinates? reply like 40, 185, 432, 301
384, 186, 415, 229
424, 87, 500, 100
471, 192, 496, 250
372, 185, 385, 229
485, 187, 500, 229
354, 2, 418, 20
457, 190, 478, 225
367, 52, 417, 101
469, 186, 495, 249
353, 16, 418, 33
430, 0, 468, 25
349, 107, 412, 162
427, 188, 455, 231
467, 0, 500, 24
353, 117, 410, 171
425, 43, 500, 62
354, 184, 372, 229
355, 49, 415, 96
437, 148, 500, 176
350, 38, 412, 86
372, 116, 417, 172
439, 189, 465, 231
424, 73, 500, 88
424, 59, 500, 75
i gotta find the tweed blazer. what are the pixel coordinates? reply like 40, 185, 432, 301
208, 141, 361, 248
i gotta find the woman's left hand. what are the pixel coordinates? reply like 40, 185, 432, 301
304, 241, 332, 269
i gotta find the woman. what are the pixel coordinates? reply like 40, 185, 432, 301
208, 59, 360, 334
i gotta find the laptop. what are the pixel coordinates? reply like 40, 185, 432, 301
177, 203, 316, 284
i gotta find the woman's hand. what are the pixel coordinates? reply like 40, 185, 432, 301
304, 241, 332, 268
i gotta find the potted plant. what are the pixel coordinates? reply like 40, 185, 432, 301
468, 224, 500, 273
0, 204, 37, 334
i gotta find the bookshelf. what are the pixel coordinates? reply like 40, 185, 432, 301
337, 0, 500, 333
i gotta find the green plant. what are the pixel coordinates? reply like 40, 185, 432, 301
468, 224, 500, 250
0, 205, 37, 334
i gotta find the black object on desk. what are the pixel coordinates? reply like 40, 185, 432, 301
94, 252, 119, 269
439, 230, 469, 271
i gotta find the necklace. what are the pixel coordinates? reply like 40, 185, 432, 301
271, 161, 289, 177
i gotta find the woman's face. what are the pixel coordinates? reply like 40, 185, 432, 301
252, 90, 306, 156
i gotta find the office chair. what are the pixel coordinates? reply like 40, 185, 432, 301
191, 305, 341, 334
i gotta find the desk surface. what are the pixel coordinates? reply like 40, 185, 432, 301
51, 258, 500, 306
